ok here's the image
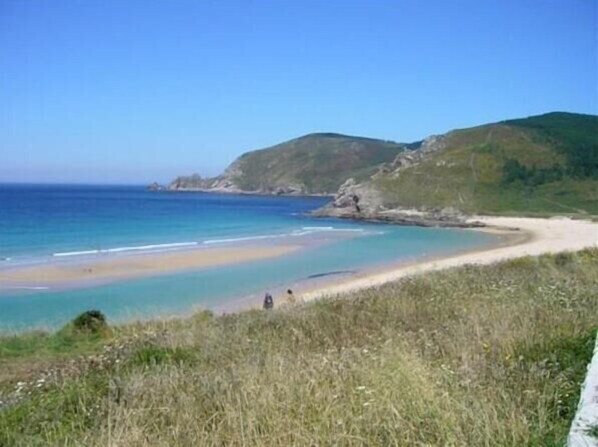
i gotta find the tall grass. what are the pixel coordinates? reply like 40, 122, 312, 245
1, 249, 597, 446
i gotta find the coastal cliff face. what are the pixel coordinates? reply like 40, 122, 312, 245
166, 133, 409, 195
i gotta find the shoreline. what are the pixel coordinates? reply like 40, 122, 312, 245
1, 215, 596, 329
214, 220, 525, 312
292, 216, 597, 303
0, 244, 301, 289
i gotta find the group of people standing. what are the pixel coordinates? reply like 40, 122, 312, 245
263, 289, 299, 309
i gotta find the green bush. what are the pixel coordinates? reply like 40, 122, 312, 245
72, 310, 108, 334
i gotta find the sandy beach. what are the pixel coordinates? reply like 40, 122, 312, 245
299, 216, 598, 302
2, 216, 597, 312
0, 244, 300, 286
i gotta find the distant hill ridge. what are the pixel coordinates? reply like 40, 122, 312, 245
165, 112, 597, 217
168, 133, 411, 195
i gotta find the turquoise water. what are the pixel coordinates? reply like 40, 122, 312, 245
0, 185, 495, 330
0, 184, 330, 261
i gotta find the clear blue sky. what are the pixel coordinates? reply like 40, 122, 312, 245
1, 0, 596, 184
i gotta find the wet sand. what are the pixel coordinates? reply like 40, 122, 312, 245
0, 245, 300, 287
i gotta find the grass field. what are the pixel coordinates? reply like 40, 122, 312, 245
1, 249, 597, 446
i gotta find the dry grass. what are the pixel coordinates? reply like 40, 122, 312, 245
1, 249, 597, 446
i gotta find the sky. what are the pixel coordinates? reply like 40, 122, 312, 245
0, 0, 596, 184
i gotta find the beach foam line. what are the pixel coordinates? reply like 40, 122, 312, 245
202, 234, 285, 245
102, 242, 198, 253
53, 250, 100, 257
204, 227, 368, 244
292, 227, 366, 236
2, 286, 49, 290
49, 227, 368, 257
301, 226, 365, 232
53, 242, 199, 257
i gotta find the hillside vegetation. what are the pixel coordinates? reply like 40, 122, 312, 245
1, 249, 596, 446
227, 134, 407, 194
171, 133, 408, 194
167, 112, 597, 216
373, 112, 598, 215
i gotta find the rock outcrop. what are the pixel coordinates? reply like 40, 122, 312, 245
373, 134, 447, 180
146, 182, 164, 191
168, 174, 215, 190
327, 178, 384, 212
311, 134, 482, 227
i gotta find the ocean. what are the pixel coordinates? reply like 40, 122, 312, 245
0, 184, 496, 330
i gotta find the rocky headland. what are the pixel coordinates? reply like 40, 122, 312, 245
151, 112, 598, 225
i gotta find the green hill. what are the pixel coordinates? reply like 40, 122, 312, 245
170, 133, 409, 195
371, 112, 598, 215
167, 112, 597, 215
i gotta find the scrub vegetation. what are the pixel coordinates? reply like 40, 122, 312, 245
1, 248, 597, 446
375, 112, 598, 215
230, 133, 407, 194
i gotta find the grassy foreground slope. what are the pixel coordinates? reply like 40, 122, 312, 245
1, 249, 597, 446
374, 112, 598, 215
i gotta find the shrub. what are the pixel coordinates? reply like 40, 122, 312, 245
72, 310, 108, 334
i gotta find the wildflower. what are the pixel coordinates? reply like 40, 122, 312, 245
356, 386, 366, 391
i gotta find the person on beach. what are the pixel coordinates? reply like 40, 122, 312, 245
263, 292, 274, 310
286, 289, 296, 305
